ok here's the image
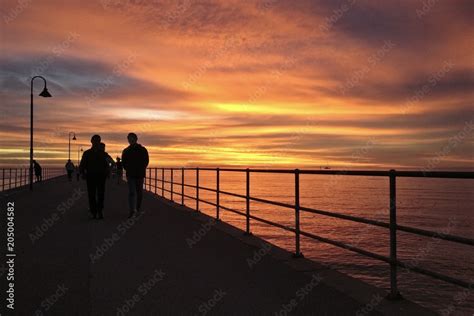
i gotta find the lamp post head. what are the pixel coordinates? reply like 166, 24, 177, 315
72, 135, 77, 140
39, 87, 52, 97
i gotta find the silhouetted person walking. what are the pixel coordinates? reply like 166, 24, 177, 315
122, 133, 149, 218
80, 135, 108, 219
65, 159, 75, 181
33, 160, 42, 182
115, 157, 123, 184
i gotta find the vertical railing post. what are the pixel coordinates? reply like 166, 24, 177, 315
388, 169, 401, 299
148, 168, 152, 191
216, 168, 220, 220
181, 168, 185, 205
245, 168, 251, 235
14, 169, 17, 188
9, 168, 11, 189
171, 168, 174, 202
196, 167, 199, 212
161, 168, 164, 197
2, 169, 5, 191
154, 168, 157, 194
294, 169, 303, 257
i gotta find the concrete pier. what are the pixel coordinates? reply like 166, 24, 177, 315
0, 176, 434, 315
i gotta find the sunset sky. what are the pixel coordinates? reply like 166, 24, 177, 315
0, 0, 472, 169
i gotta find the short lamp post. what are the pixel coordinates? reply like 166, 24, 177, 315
68, 132, 76, 160
77, 146, 83, 165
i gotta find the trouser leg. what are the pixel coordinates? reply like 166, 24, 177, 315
97, 174, 106, 212
86, 176, 97, 215
136, 177, 144, 211
127, 177, 136, 211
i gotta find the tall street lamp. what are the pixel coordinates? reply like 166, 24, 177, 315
30, 76, 52, 190
68, 132, 76, 160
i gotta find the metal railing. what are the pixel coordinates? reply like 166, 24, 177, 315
144, 167, 474, 298
0, 168, 66, 192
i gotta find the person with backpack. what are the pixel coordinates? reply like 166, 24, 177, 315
65, 159, 75, 181
80, 135, 109, 219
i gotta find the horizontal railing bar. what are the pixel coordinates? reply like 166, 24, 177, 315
219, 204, 247, 217
396, 260, 472, 288
248, 213, 295, 233
299, 230, 391, 263
300, 206, 390, 229
146, 168, 474, 179
214, 168, 247, 172
242, 169, 295, 174
161, 188, 173, 194
182, 193, 197, 200
218, 189, 247, 199
198, 198, 217, 207
249, 196, 294, 209
300, 170, 390, 176
394, 171, 474, 179
197, 186, 216, 193
396, 224, 474, 246
167, 190, 183, 197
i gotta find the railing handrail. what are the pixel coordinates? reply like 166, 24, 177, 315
151, 167, 474, 179
0, 167, 66, 192
144, 167, 472, 299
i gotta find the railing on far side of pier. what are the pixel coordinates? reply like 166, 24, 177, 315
0, 168, 66, 192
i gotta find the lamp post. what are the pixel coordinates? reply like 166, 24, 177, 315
30, 76, 52, 190
68, 132, 76, 160
77, 146, 83, 165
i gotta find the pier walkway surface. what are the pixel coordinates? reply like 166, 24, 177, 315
1, 176, 435, 315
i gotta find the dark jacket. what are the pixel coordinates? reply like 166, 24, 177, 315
80, 147, 109, 175
122, 144, 149, 178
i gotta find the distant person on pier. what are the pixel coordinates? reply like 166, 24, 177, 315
80, 135, 109, 220
65, 159, 75, 181
122, 132, 149, 218
99, 142, 115, 179
115, 157, 123, 184
33, 160, 42, 182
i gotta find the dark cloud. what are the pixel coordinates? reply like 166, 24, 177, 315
0, 55, 191, 111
